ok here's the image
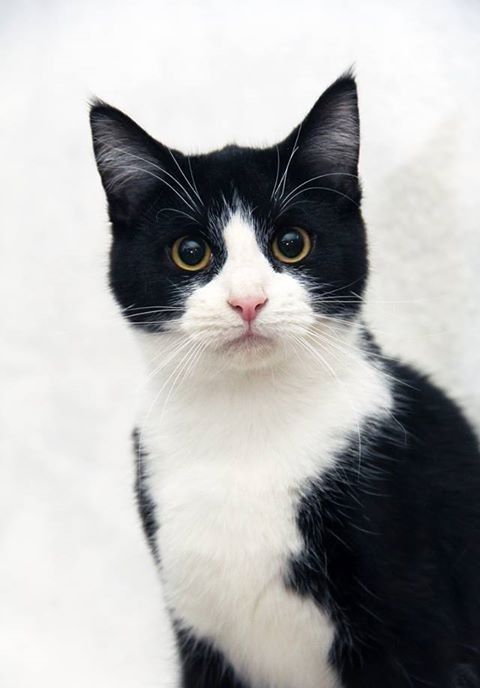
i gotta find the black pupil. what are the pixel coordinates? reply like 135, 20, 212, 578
278, 230, 304, 258
179, 238, 206, 266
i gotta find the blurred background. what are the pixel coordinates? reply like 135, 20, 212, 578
1, 0, 479, 686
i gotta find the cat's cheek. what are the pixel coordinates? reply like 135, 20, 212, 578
180, 281, 242, 343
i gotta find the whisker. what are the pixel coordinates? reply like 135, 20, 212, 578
121, 305, 185, 313
315, 278, 366, 298
270, 145, 281, 201
132, 336, 194, 397
138, 338, 202, 431
288, 332, 363, 475
272, 124, 302, 202
167, 147, 204, 207
156, 339, 209, 422
280, 172, 359, 208
187, 157, 202, 202
279, 185, 359, 214
113, 163, 198, 214
156, 207, 202, 225
101, 144, 199, 214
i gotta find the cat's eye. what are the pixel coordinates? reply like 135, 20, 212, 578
272, 228, 311, 264
171, 236, 212, 272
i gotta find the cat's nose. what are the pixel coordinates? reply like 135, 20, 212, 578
228, 293, 267, 323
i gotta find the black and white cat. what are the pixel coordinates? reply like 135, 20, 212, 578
90, 74, 480, 688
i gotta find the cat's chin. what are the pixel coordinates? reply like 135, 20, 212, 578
217, 333, 282, 370
225, 332, 272, 349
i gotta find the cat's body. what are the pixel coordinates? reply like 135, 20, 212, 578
139, 316, 387, 688
136, 327, 480, 688
90, 74, 480, 687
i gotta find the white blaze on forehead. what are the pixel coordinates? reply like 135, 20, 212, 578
223, 212, 264, 262
221, 211, 273, 297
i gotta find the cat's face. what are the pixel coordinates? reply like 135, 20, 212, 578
91, 74, 367, 374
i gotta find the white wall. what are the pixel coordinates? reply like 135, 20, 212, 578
1, 1, 479, 686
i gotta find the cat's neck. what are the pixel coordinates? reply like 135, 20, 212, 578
136, 321, 391, 432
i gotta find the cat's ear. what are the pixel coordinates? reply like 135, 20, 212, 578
289, 72, 360, 175
89, 100, 171, 226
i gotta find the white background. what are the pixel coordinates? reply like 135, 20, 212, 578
1, 1, 479, 686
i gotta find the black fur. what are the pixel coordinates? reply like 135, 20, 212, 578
288, 358, 480, 687
175, 625, 249, 688
133, 429, 159, 561
90, 74, 480, 687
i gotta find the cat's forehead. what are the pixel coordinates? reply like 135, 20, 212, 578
205, 201, 269, 268
190, 146, 290, 250
193, 145, 276, 205
222, 211, 263, 258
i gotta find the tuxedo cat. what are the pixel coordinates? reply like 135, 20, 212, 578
90, 73, 480, 687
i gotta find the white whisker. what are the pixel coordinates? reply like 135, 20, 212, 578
280, 172, 359, 209
167, 147, 204, 207
279, 185, 359, 214
99, 143, 200, 214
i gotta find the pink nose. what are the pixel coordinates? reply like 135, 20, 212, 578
228, 294, 267, 323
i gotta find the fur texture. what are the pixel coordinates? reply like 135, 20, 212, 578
90, 74, 480, 687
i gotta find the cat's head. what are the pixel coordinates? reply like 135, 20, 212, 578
90, 74, 367, 376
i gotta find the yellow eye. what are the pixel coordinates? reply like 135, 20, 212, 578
272, 227, 311, 264
171, 236, 212, 272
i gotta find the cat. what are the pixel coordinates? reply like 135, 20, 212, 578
90, 73, 480, 688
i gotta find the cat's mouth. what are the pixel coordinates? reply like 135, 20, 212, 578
225, 331, 273, 350
215, 329, 281, 369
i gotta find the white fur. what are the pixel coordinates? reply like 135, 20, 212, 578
137, 211, 392, 687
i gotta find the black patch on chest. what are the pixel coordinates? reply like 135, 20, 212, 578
133, 428, 159, 561
175, 624, 251, 688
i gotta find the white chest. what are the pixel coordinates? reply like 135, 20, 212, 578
153, 449, 340, 688
142, 361, 390, 688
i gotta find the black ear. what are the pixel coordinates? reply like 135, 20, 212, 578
89, 100, 175, 226
290, 72, 360, 175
